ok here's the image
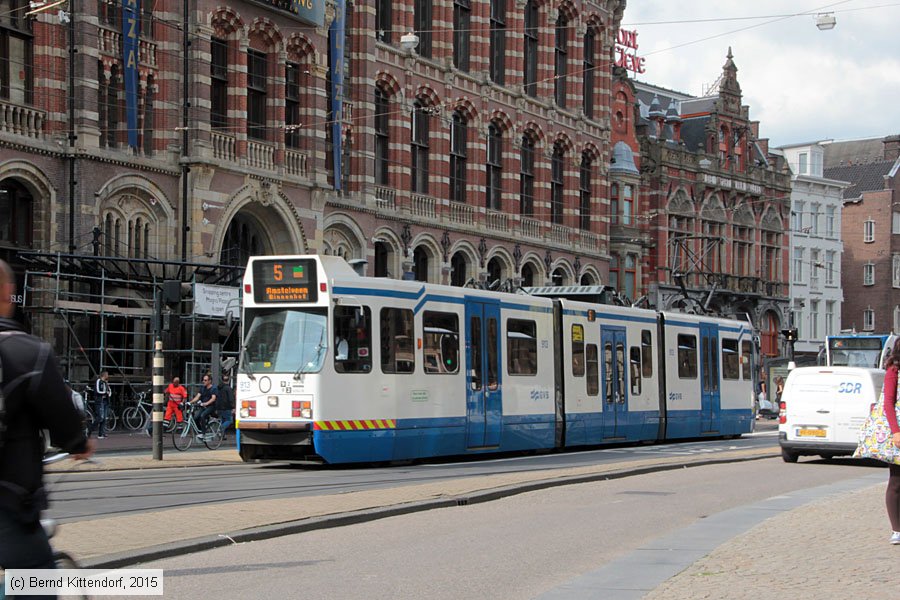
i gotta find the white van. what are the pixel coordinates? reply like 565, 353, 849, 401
778, 366, 883, 462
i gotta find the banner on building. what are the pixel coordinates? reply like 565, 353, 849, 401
122, 0, 140, 148
193, 283, 241, 320
329, 0, 345, 190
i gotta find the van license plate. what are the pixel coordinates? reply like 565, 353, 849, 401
797, 428, 826, 438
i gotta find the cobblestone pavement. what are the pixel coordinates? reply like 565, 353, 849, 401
644, 480, 895, 599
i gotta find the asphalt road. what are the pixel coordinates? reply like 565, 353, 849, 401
132, 456, 878, 600
47, 430, 779, 523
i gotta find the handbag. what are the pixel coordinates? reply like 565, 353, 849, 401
853, 389, 900, 465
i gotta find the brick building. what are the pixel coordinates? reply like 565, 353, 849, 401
824, 135, 900, 333
615, 51, 792, 357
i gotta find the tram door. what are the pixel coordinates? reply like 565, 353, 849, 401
699, 323, 721, 432
465, 299, 502, 448
600, 327, 628, 440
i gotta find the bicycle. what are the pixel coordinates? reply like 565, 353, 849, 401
171, 402, 223, 451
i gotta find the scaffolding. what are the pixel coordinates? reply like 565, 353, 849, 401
18, 250, 242, 402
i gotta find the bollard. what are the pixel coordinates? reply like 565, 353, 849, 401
152, 338, 165, 460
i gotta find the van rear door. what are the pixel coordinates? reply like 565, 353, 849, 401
784, 370, 837, 443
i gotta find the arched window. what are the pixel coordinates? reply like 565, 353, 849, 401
143, 75, 154, 156
610, 183, 619, 225
285, 62, 302, 148
520, 134, 535, 216
374, 87, 390, 185
580, 154, 592, 230
450, 111, 468, 203
107, 64, 120, 148
523, 0, 538, 97
104, 213, 113, 255
376, 0, 391, 42
247, 48, 268, 140
453, 0, 471, 71
210, 37, 228, 130
554, 12, 568, 107
489, 0, 506, 84
133, 217, 142, 258
411, 102, 430, 194
414, 0, 432, 58
486, 123, 503, 210
583, 28, 595, 118
551, 143, 565, 225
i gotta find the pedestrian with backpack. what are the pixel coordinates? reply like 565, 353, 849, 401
0, 259, 95, 576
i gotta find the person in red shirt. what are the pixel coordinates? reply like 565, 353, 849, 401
881, 339, 900, 545
164, 376, 188, 425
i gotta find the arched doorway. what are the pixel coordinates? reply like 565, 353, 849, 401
450, 251, 468, 286
374, 241, 392, 277
552, 267, 566, 286
760, 310, 781, 357
0, 179, 34, 248
221, 212, 270, 267
413, 246, 429, 282
487, 257, 503, 288
521, 263, 536, 288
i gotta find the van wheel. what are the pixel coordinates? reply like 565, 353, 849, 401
781, 448, 799, 463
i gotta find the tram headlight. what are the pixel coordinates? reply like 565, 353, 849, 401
240, 400, 256, 418
267, 396, 279, 407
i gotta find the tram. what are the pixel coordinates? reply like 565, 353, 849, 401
235, 255, 755, 464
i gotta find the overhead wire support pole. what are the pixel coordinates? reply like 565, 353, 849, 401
180, 0, 190, 270
67, 0, 77, 253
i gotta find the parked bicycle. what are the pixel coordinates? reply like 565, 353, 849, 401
171, 402, 223, 451
122, 389, 177, 433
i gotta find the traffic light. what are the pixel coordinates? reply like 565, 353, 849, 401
781, 328, 798, 342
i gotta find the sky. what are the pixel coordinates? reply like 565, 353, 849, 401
620, 1, 900, 148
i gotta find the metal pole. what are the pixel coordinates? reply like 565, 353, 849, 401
180, 0, 190, 266
67, 0, 77, 253
152, 338, 165, 460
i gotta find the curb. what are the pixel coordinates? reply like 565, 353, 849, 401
83, 450, 778, 569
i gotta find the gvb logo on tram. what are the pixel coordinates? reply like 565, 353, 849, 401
236, 255, 756, 465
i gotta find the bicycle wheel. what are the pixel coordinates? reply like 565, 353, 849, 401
105, 411, 117, 433
172, 421, 193, 451
54, 551, 89, 600
165, 416, 178, 433
204, 420, 224, 450
123, 406, 145, 431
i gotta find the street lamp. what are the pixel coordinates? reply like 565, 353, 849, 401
400, 32, 419, 52
815, 13, 836, 30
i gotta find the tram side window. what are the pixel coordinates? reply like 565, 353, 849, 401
572, 324, 585, 377
586, 343, 599, 396
641, 330, 653, 377
333, 306, 372, 373
677, 334, 698, 379
381, 308, 415, 373
423, 311, 459, 374
741, 340, 752, 380
507, 319, 538, 375
630, 346, 641, 395
722, 338, 740, 379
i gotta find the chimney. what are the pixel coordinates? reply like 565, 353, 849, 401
884, 135, 900, 162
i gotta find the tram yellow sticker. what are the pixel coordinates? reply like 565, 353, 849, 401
314, 419, 397, 431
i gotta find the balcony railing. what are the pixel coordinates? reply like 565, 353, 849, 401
578, 230, 601, 250
374, 185, 396, 211
284, 149, 307, 178
521, 217, 542, 239
486, 210, 509, 231
211, 131, 236, 162
247, 140, 275, 170
0, 100, 46, 139
449, 201, 475, 225
99, 27, 157, 68
549, 224, 569, 245
411, 193, 437, 219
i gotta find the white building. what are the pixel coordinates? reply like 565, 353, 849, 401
778, 141, 850, 355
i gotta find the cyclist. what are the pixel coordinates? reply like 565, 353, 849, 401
189, 373, 217, 439
216, 372, 235, 434
0, 259, 95, 577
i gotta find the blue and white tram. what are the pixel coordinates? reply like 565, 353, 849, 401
236, 255, 755, 464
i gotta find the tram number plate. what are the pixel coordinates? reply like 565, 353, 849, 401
797, 428, 826, 438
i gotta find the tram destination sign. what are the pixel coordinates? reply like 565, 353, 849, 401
252, 258, 319, 304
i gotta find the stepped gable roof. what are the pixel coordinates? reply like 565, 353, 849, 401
823, 161, 894, 200
823, 138, 884, 168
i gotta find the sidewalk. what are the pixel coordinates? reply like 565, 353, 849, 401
48, 435, 894, 598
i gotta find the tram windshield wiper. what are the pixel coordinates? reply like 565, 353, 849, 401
240, 345, 255, 380
293, 328, 326, 381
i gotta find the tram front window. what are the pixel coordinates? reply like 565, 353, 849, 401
242, 308, 328, 374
